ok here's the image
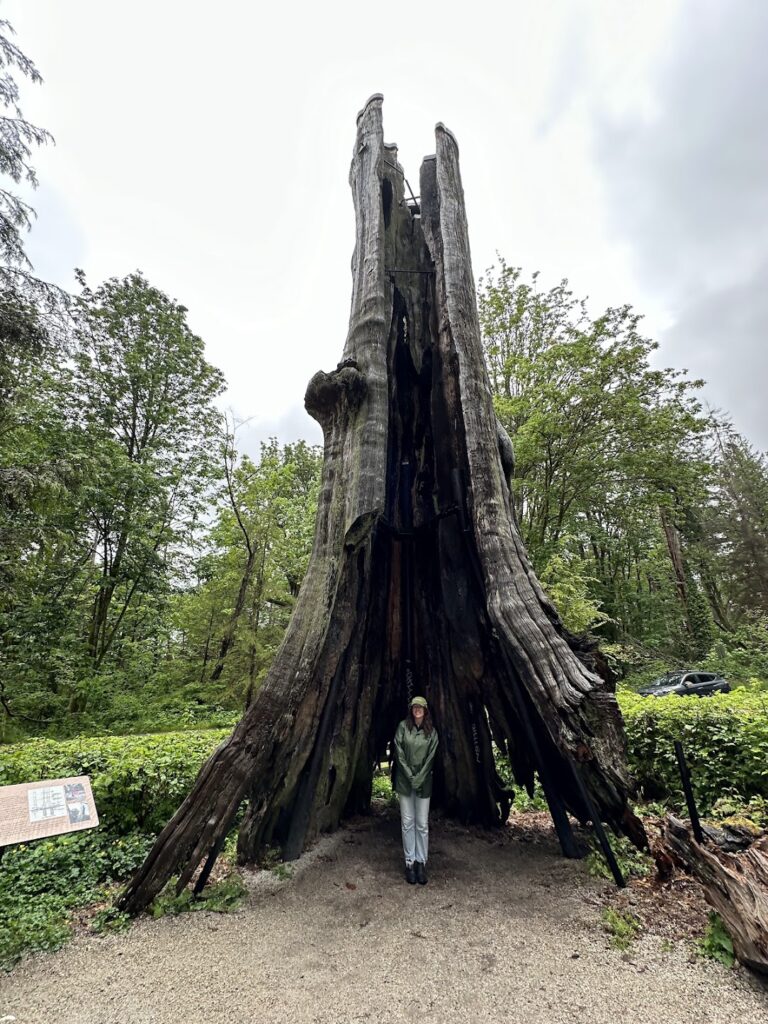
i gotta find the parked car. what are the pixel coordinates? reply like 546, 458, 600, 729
637, 671, 730, 697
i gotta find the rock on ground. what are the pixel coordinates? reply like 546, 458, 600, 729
1, 810, 767, 1024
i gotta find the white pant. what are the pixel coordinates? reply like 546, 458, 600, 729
399, 793, 430, 866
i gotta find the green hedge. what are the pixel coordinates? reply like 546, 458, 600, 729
2, 691, 766, 831
0, 729, 229, 833
618, 689, 768, 813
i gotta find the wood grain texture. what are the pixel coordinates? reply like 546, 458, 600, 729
664, 815, 768, 975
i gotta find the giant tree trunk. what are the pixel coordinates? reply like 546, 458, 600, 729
120, 97, 645, 914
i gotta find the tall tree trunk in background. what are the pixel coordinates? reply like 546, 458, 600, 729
660, 506, 715, 655
199, 605, 216, 683
209, 549, 256, 682
209, 433, 262, 683
660, 507, 688, 609
120, 97, 645, 915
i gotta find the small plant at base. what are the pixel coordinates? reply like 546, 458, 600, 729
602, 907, 641, 950
633, 800, 669, 820
511, 784, 548, 813
150, 882, 194, 918
150, 873, 248, 918
709, 795, 768, 831
372, 772, 396, 804
259, 846, 293, 879
91, 906, 131, 934
271, 862, 293, 881
198, 875, 248, 911
587, 835, 653, 881
697, 912, 735, 968
222, 827, 240, 863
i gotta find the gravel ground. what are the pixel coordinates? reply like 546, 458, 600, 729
2, 810, 767, 1024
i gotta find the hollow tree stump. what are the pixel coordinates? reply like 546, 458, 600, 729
119, 96, 645, 915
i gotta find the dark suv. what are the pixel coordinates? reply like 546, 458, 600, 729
637, 671, 730, 697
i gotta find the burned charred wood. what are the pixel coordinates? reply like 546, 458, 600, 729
119, 96, 645, 916
664, 814, 768, 975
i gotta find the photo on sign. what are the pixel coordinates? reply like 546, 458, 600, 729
65, 782, 86, 801
28, 785, 67, 822
67, 801, 90, 824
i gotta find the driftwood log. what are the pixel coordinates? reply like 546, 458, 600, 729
664, 814, 768, 975
119, 96, 646, 915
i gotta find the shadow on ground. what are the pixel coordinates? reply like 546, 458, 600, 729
1, 808, 766, 1024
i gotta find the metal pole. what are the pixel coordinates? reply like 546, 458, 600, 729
570, 762, 626, 888
674, 740, 704, 844
193, 829, 229, 896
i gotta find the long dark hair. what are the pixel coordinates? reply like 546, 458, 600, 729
407, 704, 434, 736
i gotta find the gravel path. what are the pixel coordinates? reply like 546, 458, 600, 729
2, 811, 766, 1024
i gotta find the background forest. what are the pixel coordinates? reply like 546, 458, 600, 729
2, 20, 768, 745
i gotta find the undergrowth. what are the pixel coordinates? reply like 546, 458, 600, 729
602, 907, 641, 950
587, 834, 654, 881
150, 874, 248, 918
0, 830, 153, 971
697, 912, 735, 968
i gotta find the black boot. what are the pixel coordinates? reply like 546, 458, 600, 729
415, 861, 427, 885
405, 863, 417, 884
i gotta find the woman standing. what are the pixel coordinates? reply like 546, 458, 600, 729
393, 696, 439, 885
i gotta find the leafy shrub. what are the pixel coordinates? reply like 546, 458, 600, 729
708, 794, 768, 829
493, 690, 766, 814
539, 546, 612, 635
492, 748, 548, 810
587, 834, 653, 881
618, 689, 768, 813
703, 616, 768, 690
371, 770, 398, 807
0, 728, 230, 833
0, 830, 153, 970
697, 912, 735, 968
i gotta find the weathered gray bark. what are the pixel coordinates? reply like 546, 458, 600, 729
120, 96, 644, 915
664, 815, 768, 975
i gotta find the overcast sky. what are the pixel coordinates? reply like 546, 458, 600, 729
7, 0, 767, 453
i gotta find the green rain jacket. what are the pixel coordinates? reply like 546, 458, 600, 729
393, 719, 439, 798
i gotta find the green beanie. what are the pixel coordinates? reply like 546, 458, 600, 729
410, 696, 428, 708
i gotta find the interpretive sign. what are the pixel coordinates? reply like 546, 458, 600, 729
0, 776, 98, 847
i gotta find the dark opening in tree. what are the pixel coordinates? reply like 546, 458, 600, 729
120, 96, 646, 915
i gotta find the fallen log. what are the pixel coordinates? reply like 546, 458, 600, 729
663, 814, 768, 975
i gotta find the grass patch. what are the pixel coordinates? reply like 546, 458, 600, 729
602, 907, 641, 950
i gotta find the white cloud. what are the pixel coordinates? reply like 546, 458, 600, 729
9, 0, 764, 451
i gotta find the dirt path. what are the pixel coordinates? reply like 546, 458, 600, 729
2, 811, 766, 1024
